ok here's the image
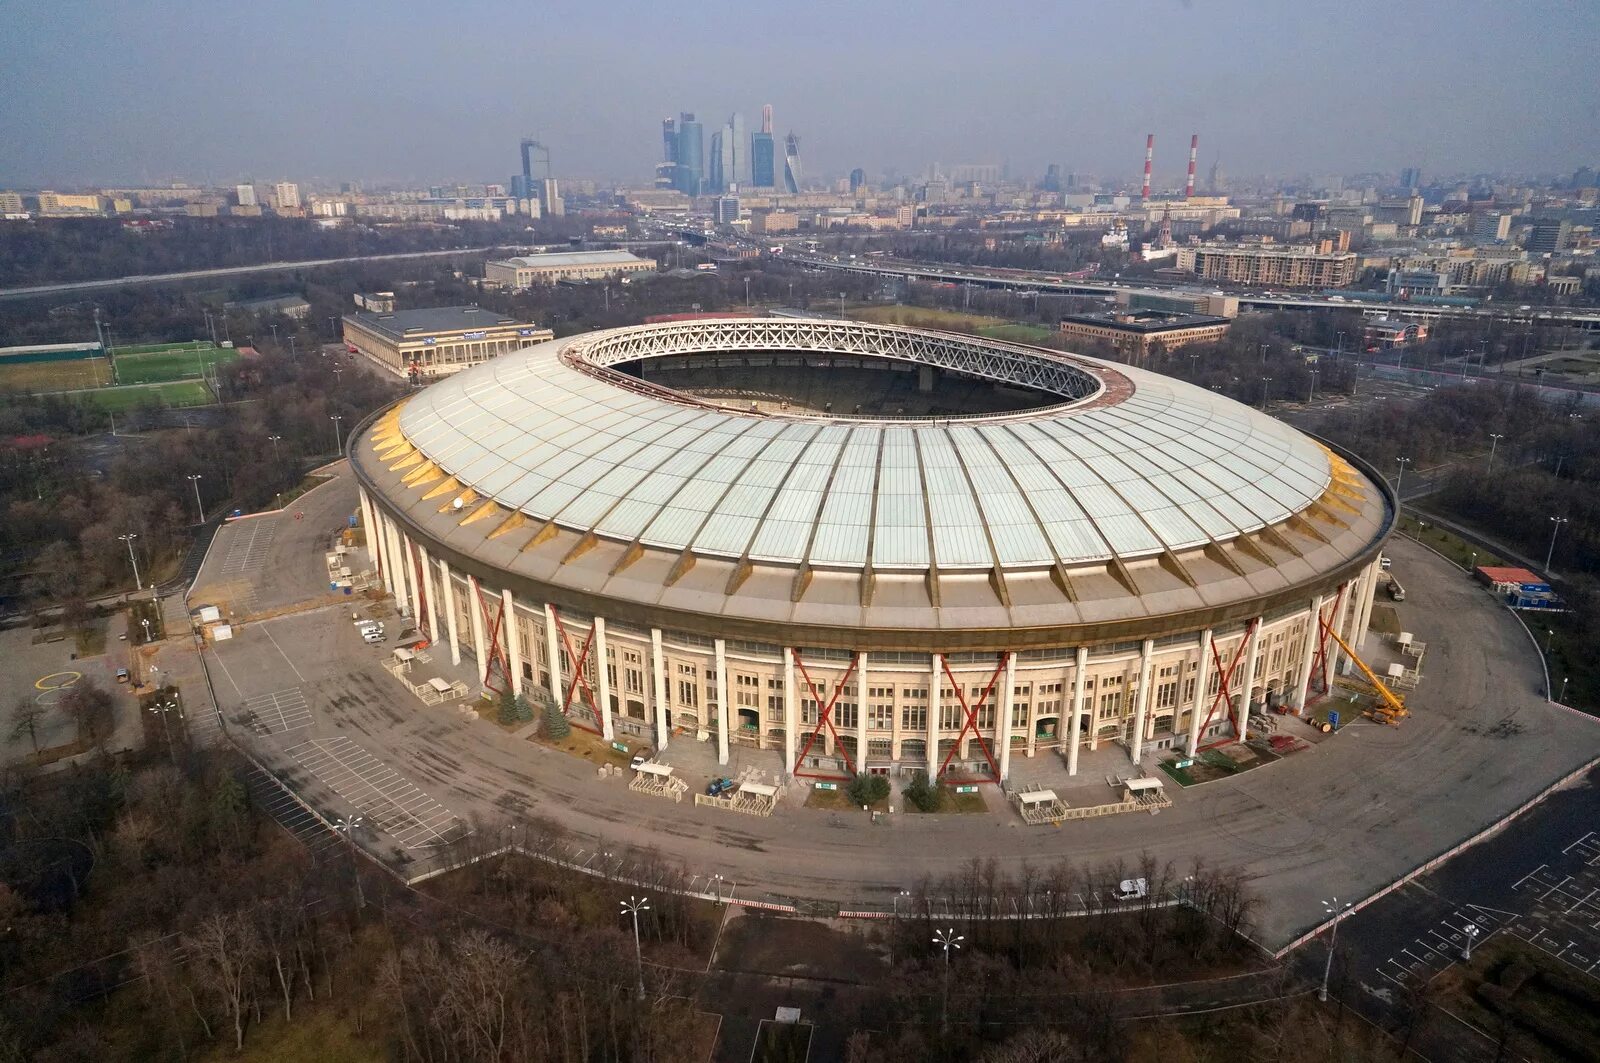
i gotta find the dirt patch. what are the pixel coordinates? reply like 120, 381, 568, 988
714, 910, 884, 980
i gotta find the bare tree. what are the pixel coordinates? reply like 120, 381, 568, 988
183, 910, 261, 1051
7, 697, 46, 754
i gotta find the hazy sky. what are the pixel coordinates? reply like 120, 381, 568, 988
3, 0, 1598, 189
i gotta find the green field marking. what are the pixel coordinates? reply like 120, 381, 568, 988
74, 379, 215, 411
112, 346, 239, 384
110, 340, 216, 357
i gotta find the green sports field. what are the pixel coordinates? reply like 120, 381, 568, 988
76, 380, 215, 411
112, 344, 240, 385
0, 357, 112, 392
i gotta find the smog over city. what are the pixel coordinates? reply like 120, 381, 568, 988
2, 3, 1599, 1062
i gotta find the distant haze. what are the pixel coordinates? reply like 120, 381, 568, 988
3, 0, 1598, 188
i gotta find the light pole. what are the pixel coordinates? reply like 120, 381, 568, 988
1559, 676, 1569, 703
893, 888, 910, 916
743, 275, 752, 306
1394, 457, 1412, 499
1260, 376, 1272, 409
330, 414, 345, 454
712, 873, 725, 904
187, 474, 204, 523
839, 291, 847, 318
1335, 331, 1344, 358
268, 434, 282, 463
1487, 433, 1503, 471
1546, 516, 1568, 574
621, 895, 650, 1000
1308, 369, 1319, 404
1461, 922, 1480, 962
1546, 628, 1554, 654
934, 927, 963, 1035
117, 532, 142, 592
1319, 897, 1352, 1002
335, 815, 365, 908
1259, 343, 1268, 365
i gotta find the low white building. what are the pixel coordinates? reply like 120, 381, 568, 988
484, 250, 656, 289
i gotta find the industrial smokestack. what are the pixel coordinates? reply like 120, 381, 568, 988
1142, 134, 1154, 201
761, 104, 773, 135
1185, 134, 1198, 199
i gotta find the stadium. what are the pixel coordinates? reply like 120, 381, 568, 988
350, 317, 1393, 783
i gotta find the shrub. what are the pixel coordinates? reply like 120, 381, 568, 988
847, 773, 890, 806
902, 770, 942, 812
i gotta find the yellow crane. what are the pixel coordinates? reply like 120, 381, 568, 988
1319, 619, 1408, 724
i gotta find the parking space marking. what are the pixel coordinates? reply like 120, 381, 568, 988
220, 520, 278, 577
241, 687, 311, 735
260, 622, 307, 682
283, 735, 460, 848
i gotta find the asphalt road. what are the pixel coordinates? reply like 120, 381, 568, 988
184, 467, 1600, 951
0, 246, 506, 301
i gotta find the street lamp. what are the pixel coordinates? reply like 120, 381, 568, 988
187, 474, 204, 523
1308, 369, 1319, 404
1259, 343, 1269, 364
1394, 457, 1412, 498
1260, 376, 1272, 408
268, 434, 282, 462
1461, 922, 1480, 962
330, 414, 345, 454
712, 873, 725, 904
1559, 676, 1570, 704
1487, 433, 1504, 471
893, 888, 910, 916
621, 895, 651, 1000
934, 927, 963, 1035
117, 532, 142, 592
335, 815, 366, 908
1546, 516, 1568, 574
1319, 897, 1352, 1002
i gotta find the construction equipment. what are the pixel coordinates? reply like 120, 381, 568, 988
1319, 619, 1408, 724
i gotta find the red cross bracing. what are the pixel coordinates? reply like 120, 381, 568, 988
1307, 585, 1347, 698
549, 606, 603, 736
791, 650, 860, 781
935, 653, 1007, 783
1197, 619, 1257, 751
470, 577, 510, 694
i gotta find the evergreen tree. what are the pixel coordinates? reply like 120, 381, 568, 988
542, 699, 570, 738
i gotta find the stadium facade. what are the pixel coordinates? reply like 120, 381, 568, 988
351, 318, 1392, 782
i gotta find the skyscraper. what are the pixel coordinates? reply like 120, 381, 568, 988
707, 128, 726, 194
849, 168, 866, 194
783, 133, 802, 194
751, 105, 776, 189
674, 112, 704, 197
730, 112, 747, 187
658, 117, 679, 190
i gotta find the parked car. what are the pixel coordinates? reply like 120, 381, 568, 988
1379, 554, 1392, 570
629, 753, 651, 771
1113, 878, 1149, 902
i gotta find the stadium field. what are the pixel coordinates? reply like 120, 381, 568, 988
0, 358, 113, 392
76, 380, 214, 411
113, 346, 239, 385
112, 340, 216, 356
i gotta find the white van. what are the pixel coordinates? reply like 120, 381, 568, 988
1379, 555, 1392, 570
1113, 878, 1149, 902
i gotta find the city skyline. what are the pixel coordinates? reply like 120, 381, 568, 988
3, 0, 1599, 188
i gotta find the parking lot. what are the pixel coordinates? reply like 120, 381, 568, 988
284, 735, 460, 849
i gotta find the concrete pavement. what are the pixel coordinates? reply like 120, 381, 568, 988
188, 465, 1600, 950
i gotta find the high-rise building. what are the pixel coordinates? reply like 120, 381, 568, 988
730, 112, 747, 186
1041, 165, 1061, 193
674, 113, 704, 197
1472, 211, 1511, 244
1401, 167, 1422, 191
273, 182, 300, 210
707, 129, 726, 194
236, 183, 257, 207
751, 105, 776, 188
713, 195, 739, 224
540, 178, 564, 217
1527, 219, 1572, 254
658, 117, 679, 190
849, 168, 866, 194
783, 133, 802, 194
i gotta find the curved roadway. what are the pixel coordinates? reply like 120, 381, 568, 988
196, 465, 1600, 949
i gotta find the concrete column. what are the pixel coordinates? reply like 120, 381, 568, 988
467, 576, 487, 685
385, 518, 408, 609
439, 559, 461, 666
502, 589, 523, 697
713, 637, 728, 765
1186, 628, 1212, 757
1238, 619, 1263, 741
782, 649, 797, 775
415, 543, 436, 641
1068, 646, 1088, 776
928, 654, 941, 776
855, 651, 869, 775
1354, 560, 1380, 652
359, 491, 381, 578
1129, 638, 1155, 766
1327, 582, 1351, 678
1292, 595, 1322, 712
996, 653, 1015, 783
1025, 680, 1038, 759
544, 603, 562, 706
399, 535, 420, 618
650, 627, 669, 750
595, 618, 615, 742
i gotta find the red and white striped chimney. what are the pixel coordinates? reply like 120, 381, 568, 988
1185, 134, 1199, 199
1141, 134, 1154, 201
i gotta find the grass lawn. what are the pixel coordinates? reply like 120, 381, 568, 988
1398, 515, 1506, 571
113, 344, 238, 384
849, 304, 1014, 332
196, 1001, 387, 1063
978, 322, 1056, 344
530, 717, 638, 769
270, 472, 333, 510
73, 623, 107, 657
0, 357, 112, 392
76, 379, 215, 411
112, 339, 215, 356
